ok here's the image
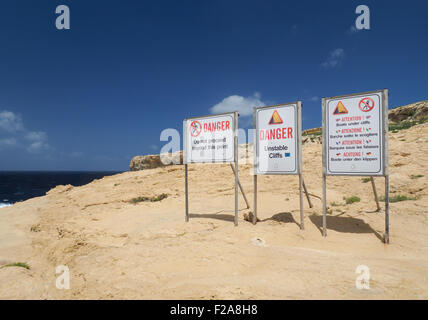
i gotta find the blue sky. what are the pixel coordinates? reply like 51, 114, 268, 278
0, 0, 427, 171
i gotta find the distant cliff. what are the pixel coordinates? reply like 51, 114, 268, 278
388, 100, 428, 123
129, 151, 183, 171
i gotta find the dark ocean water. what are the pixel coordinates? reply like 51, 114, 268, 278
0, 171, 122, 208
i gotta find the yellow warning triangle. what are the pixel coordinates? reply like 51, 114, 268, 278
333, 101, 348, 115
269, 110, 283, 125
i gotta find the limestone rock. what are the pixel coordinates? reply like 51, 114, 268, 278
302, 127, 322, 136
129, 151, 183, 171
389, 100, 428, 123
244, 211, 260, 223
46, 184, 74, 195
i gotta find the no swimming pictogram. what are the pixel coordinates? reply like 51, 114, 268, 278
359, 97, 375, 112
190, 120, 202, 137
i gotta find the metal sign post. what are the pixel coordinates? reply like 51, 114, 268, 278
234, 111, 239, 226
383, 91, 390, 243
253, 101, 312, 229
321, 98, 327, 237
183, 112, 248, 226
183, 120, 190, 223
322, 89, 389, 243
297, 103, 304, 229
253, 110, 258, 225
185, 163, 189, 222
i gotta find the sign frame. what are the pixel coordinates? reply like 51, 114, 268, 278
322, 89, 389, 243
183, 111, 242, 226
323, 90, 386, 176
254, 103, 299, 175
253, 101, 312, 228
183, 112, 236, 164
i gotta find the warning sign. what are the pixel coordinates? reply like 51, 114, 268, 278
333, 101, 348, 115
184, 113, 235, 164
324, 90, 386, 176
269, 110, 284, 124
255, 104, 299, 174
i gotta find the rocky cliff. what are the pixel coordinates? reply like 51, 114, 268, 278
388, 100, 428, 123
129, 151, 183, 171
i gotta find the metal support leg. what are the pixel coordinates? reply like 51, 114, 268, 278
302, 177, 313, 208
230, 163, 250, 209
299, 173, 304, 230
322, 173, 327, 237
185, 164, 189, 222
384, 175, 390, 244
253, 174, 257, 225
234, 112, 238, 227
370, 176, 381, 212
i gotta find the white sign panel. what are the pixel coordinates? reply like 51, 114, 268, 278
325, 91, 385, 176
255, 103, 299, 175
184, 113, 235, 164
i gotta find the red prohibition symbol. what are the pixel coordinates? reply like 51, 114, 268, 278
359, 97, 375, 112
190, 120, 202, 137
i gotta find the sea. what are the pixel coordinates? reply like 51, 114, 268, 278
0, 171, 122, 208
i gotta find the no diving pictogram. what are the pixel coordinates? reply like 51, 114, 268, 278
359, 97, 375, 112
190, 120, 202, 137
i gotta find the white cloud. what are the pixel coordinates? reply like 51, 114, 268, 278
321, 48, 345, 69
27, 141, 51, 154
347, 25, 360, 35
25, 131, 48, 142
0, 137, 18, 149
0, 111, 24, 132
210, 92, 265, 117
148, 144, 158, 151
0, 110, 51, 154
308, 96, 319, 102
25, 131, 50, 154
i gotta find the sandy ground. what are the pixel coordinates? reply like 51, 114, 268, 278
1, 123, 428, 300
